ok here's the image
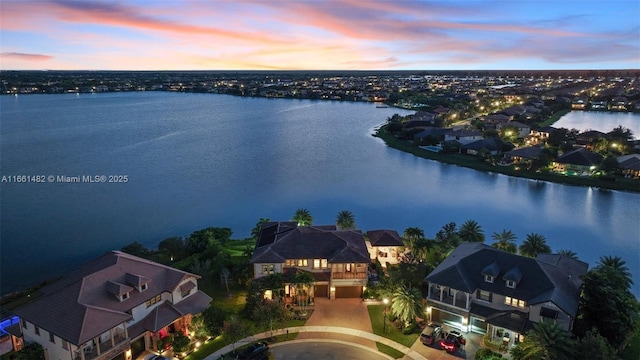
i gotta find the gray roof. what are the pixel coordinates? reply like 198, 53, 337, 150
425, 243, 587, 317
505, 146, 544, 159
252, 222, 370, 264
366, 230, 404, 247
554, 147, 603, 166
15, 251, 209, 345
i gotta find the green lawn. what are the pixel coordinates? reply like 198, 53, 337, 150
367, 304, 420, 350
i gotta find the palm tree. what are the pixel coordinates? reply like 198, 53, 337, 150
491, 230, 517, 253
519, 233, 551, 258
335, 210, 356, 230
598, 255, 633, 288
557, 249, 578, 259
458, 219, 485, 243
390, 285, 423, 328
250, 218, 270, 240
412, 237, 433, 262
292, 208, 313, 226
402, 227, 425, 249
517, 321, 574, 360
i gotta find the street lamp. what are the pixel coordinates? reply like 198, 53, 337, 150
383, 298, 389, 334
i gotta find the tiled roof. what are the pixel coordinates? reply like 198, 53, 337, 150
15, 251, 205, 345
252, 223, 370, 264
426, 243, 587, 317
505, 146, 543, 159
366, 230, 404, 247
554, 147, 603, 166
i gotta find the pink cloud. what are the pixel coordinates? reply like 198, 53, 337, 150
0, 52, 54, 61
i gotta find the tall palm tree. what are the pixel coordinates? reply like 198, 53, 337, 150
335, 210, 356, 230
491, 230, 517, 253
519, 233, 551, 258
557, 249, 578, 259
458, 219, 485, 243
412, 237, 433, 262
292, 208, 313, 226
390, 285, 423, 328
517, 321, 574, 360
402, 227, 425, 249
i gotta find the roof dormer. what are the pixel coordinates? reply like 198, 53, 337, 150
502, 267, 523, 289
125, 273, 151, 292
482, 261, 501, 283
106, 281, 133, 302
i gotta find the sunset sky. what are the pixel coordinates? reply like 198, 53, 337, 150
1, 0, 638, 71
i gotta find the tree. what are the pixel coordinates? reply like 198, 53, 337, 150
0, 343, 45, 360
517, 321, 574, 360
557, 249, 578, 259
576, 256, 638, 349
336, 210, 356, 230
435, 222, 460, 248
251, 218, 270, 241
519, 233, 551, 258
250, 298, 291, 332
171, 331, 190, 355
458, 220, 485, 243
573, 328, 620, 360
293, 270, 314, 315
120, 241, 152, 258
490, 230, 517, 253
220, 267, 231, 294
223, 315, 251, 352
402, 227, 425, 249
158, 236, 187, 261
411, 237, 433, 262
390, 284, 423, 328
292, 208, 313, 226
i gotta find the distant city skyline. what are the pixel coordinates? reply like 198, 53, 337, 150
1, 0, 638, 71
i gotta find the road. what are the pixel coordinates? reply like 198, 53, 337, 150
269, 340, 391, 360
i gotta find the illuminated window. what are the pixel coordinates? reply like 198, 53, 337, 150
505, 296, 526, 308
313, 259, 321, 269
321, 259, 328, 268
296, 259, 308, 267
264, 290, 273, 300
346, 263, 352, 272
146, 294, 162, 308
262, 264, 275, 274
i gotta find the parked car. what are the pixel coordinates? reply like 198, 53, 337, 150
236, 341, 269, 360
419, 322, 442, 345
440, 330, 466, 353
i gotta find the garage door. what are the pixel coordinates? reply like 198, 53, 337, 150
335, 286, 362, 298
314, 285, 328, 298
130, 337, 145, 358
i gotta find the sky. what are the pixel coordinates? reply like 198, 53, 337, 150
0, 0, 638, 71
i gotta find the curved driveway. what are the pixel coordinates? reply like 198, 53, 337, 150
270, 339, 392, 360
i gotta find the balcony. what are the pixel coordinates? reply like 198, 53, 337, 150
331, 272, 367, 279
74, 333, 128, 360
427, 284, 469, 310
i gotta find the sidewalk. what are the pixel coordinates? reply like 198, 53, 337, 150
204, 326, 426, 360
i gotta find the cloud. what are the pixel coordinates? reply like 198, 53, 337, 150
0, 52, 54, 61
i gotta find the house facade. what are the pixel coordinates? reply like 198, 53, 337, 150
251, 222, 371, 300
365, 230, 405, 267
8, 251, 211, 360
425, 243, 587, 349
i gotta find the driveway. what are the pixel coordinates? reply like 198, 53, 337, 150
297, 298, 376, 348
407, 325, 483, 360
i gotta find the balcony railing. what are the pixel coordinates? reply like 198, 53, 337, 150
74, 334, 128, 360
331, 272, 367, 279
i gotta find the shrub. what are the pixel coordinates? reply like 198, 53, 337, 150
475, 348, 503, 360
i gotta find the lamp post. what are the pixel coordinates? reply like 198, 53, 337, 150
383, 298, 389, 334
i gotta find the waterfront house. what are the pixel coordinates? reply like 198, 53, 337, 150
504, 146, 544, 164
251, 222, 370, 300
7, 251, 211, 360
552, 147, 603, 176
571, 97, 588, 110
496, 121, 531, 138
425, 243, 587, 350
460, 138, 505, 156
444, 130, 483, 145
617, 154, 640, 178
365, 230, 404, 267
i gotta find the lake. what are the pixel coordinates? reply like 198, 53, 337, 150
554, 110, 640, 138
1, 93, 639, 296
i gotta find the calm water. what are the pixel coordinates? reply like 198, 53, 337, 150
554, 110, 640, 138
1, 93, 639, 296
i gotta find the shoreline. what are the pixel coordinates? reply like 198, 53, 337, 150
373, 124, 640, 193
